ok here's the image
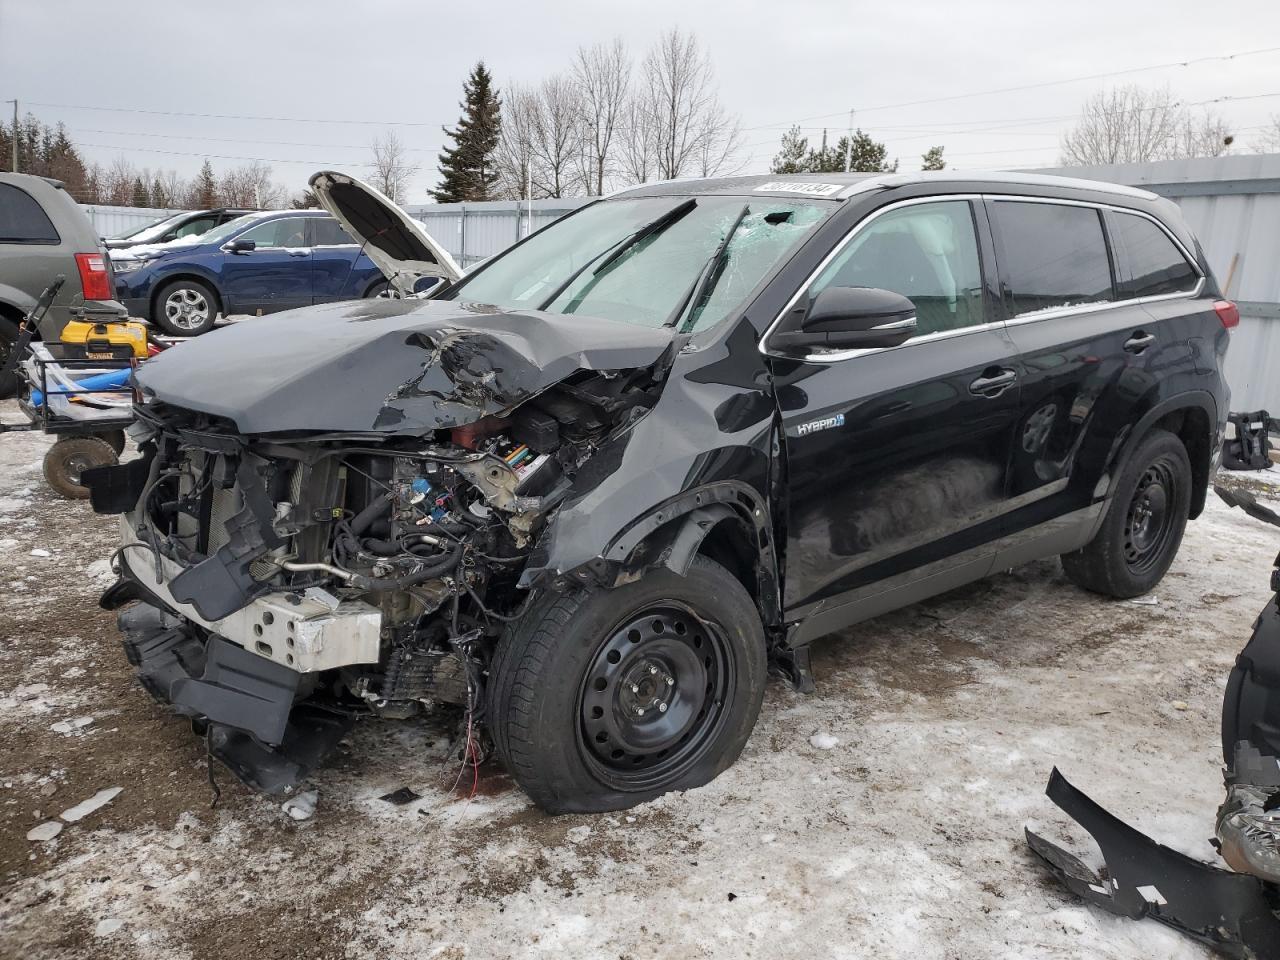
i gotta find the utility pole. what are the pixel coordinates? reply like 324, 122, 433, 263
6, 99, 16, 172
843, 108, 854, 173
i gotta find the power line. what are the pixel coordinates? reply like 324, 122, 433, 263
71, 127, 444, 153
26, 99, 442, 128
75, 142, 370, 166
739, 45, 1280, 132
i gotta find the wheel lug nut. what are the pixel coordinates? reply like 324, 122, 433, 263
648, 665, 658, 675
664, 675, 674, 686
658, 703, 668, 713
630, 684, 640, 694
635, 707, 645, 717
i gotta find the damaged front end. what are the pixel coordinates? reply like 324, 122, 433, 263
88, 304, 673, 796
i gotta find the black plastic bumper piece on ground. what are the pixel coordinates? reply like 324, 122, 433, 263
118, 602, 354, 796
1026, 768, 1280, 960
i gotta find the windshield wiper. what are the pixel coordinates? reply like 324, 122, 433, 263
664, 203, 750, 330
538, 198, 696, 311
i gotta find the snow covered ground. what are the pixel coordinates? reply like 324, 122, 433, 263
1, 398, 1278, 960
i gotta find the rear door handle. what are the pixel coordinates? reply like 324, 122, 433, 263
969, 368, 1017, 397
1124, 331, 1155, 353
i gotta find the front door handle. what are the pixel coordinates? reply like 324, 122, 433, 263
287, 248, 311, 257
1124, 331, 1155, 353
969, 368, 1017, 397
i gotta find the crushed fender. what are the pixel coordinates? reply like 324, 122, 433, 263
1026, 768, 1280, 959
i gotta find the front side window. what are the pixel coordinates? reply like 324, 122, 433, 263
1110, 211, 1199, 299
236, 218, 307, 249
311, 218, 355, 246
0, 183, 60, 244
807, 200, 986, 337
992, 201, 1114, 317
444, 196, 830, 333
173, 216, 216, 239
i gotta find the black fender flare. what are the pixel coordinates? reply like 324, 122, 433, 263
1098, 390, 1218, 526
598, 481, 781, 627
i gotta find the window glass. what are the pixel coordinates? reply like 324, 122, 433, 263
0, 183, 60, 244
311, 218, 355, 246
237, 218, 307, 249
1111, 211, 1198, 299
447, 196, 829, 332
173, 216, 216, 239
808, 200, 986, 336
993, 201, 1113, 317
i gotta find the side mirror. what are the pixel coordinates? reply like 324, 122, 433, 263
224, 238, 256, 254
771, 286, 917, 352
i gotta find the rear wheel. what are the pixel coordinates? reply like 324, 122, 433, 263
489, 556, 767, 813
43, 436, 118, 500
0, 314, 21, 400
154, 279, 218, 336
1061, 428, 1191, 598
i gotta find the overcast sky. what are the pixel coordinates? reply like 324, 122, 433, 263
2, 0, 1278, 203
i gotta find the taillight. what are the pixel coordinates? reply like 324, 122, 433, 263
75, 253, 112, 301
1214, 300, 1240, 330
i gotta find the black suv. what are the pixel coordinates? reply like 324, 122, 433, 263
88, 171, 1233, 813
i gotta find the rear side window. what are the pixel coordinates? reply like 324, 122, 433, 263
311, 219, 355, 246
1110, 211, 1199, 299
0, 183, 60, 244
992, 201, 1113, 317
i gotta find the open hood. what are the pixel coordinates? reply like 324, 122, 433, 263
134, 297, 675, 435
309, 170, 462, 294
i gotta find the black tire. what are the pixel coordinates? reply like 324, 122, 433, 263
152, 279, 219, 336
0, 314, 20, 400
364, 280, 399, 299
98, 430, 127, 455
43, 436, 118, 500
489, 555, 767, 814
1061, 428, 1191, 598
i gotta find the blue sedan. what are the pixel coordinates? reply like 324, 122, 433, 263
111, 210, 387, 335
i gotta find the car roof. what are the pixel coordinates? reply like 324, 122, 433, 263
611, 171, 1160, 203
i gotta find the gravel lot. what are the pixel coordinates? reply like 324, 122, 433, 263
1, 399, 1278, 960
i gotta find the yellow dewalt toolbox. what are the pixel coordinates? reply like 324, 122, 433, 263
59, 319, 149, 360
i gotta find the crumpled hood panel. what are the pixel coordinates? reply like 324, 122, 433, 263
136, 298, 676, 435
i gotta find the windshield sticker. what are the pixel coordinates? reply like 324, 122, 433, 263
794, 413, 845, 437
754, 182, 844, 197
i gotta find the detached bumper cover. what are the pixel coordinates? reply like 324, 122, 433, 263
117, 602, 352, 796
1027, 768, 1280, 960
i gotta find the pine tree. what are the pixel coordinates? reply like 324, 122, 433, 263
921, 145, 946, 171
195, 160, 218, 208
432, 62, 502, 202
769, 126, 810, 174
130, 176, 150, 207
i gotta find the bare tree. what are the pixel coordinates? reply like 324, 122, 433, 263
573, 39, 631, 195
634, 28, 742, 181
1061, 85, 1237, 164
1254, 115, 1280, 153
369, 130, 420, 202
494, 83, 540, 200
530, 74, 584, 198
218, 162, 285, 208
617, 95, 658, 185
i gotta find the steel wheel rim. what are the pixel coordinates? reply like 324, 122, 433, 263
63, 452, 94, 484
1123, 458, 1177, 573
578, 601, 734, 791
164, 288, 211, 330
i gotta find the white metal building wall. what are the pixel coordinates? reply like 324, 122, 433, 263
403, 198, 589, 267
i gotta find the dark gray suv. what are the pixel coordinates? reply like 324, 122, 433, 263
0, 172, 125, 396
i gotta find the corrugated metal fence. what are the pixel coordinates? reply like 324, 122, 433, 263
80, 204, 186, 238
402, 198, 588, 267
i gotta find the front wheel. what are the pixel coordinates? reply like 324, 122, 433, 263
153, 279, 219, 336
1061, 428, 1191, 598
489, 556, 767, 813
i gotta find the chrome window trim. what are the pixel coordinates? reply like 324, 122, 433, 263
760, 192, 1205, 364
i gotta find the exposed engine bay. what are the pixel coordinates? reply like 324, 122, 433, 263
91, 363, 665, 795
